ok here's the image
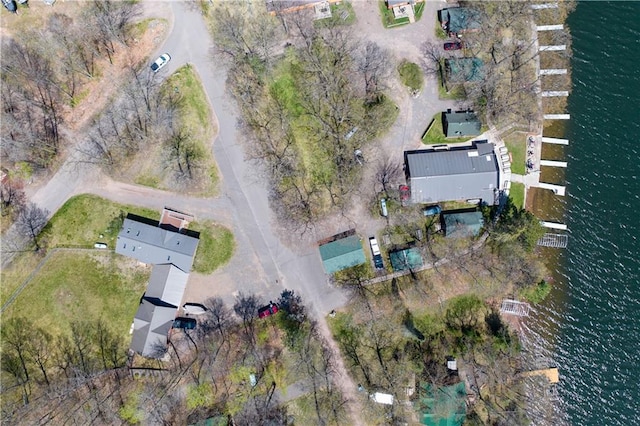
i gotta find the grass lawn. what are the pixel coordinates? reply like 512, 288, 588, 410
398, 60, 424, 92
502, 131, 527, 175
438, 81, 466, 100
509, 182, 525, 209
135, 64, 219, 196
422, 113, 473, 145
378, 1, 409, 28
315, 1, 355, 27
189, 220, 235, 274
2, 251, 149, 338
2, 194, 235, 313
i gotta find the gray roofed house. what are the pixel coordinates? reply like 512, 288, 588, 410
131, 298, 178, 358
116, 215, 199, 272
116, 212, 200, 358
146, 264, 189, 308
443, 111, 481, 138
405, 141, 499, 205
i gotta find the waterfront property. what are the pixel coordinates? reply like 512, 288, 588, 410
441, 210, 484, 238
318, 232, 366, 274
404, 141, 500, 205
116, 208, 200, 358
389, 247, 423, 271
438, 7, 481, 35
444, 58, 484, 83
443, 110, 481, 138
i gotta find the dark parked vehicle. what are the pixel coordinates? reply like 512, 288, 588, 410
258, 302, 279, 318
444, 42, 463, 51
173, 317, 196, 330
423, 205, 442, 216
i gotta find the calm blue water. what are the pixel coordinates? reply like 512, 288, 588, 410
533, 2, 640, 425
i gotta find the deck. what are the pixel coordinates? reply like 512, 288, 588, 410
538, 233, 568, 248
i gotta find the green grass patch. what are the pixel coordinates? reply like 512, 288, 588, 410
398, 60, 424, 92
438, 81, 466, 100
162, 65, 219, 195
134, 173, 161, 188
502, 131, 527, 175
509, 182, 525, 210
379, 1, 410, 28
2, 251, 149, 339
435, 25, 448, 39
0, 251, 42, 307
421, 113, 470, 145
413, 2, 425, 21
520, 280, 551, 304
315, 1, 355, 27
189, 220, 235, 274
41, 194, 160, 249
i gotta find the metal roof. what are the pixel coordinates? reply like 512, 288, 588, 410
146, 264, 189, 308
116, 216, 199, 272
444, 112, 481, 137
445, 58, 484, 82
319, 235, 366, 274
389, 248, 424, 271
405, 142, 499, 204
442, 210, 484, 238
130, 298, 177, 358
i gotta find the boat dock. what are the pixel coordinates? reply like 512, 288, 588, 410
538, 182, 566, 195
540, 69, 567, 75
541, 221, 568, 231
544, 114, 570, 119
536, 24, 564, 31
538, 233, 569, 248
541, 137, 569, 145
539, 44, 566, 51
540, 159, 567, 168
521, 368, 560, 384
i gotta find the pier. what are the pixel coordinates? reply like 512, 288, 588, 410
541, 221, 568, 231
538, 182, 566, 195
538, 233, 569, 248
500, 299, 531, 317
540, 69, 567, 75
521, 368, 560, 384
531, 3, 559, 9
540, 160, 568, 168
542, 91, 569, 97
541, 137, 569, 145
536, 24, 564, 31
544, 114, 570, 120
539, 45, 567, 51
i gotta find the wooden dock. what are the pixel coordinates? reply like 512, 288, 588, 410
539, 44, 566, 51
540, 159, 568, 168
544, 114, 570, 120
500, 299, 531, 317
540, 69, 567, 75
538, 233, 568, 248
536, 24, 564, 31
538, 182, 566, 196
521, 368, 560, 384
542, 137, 569, 145
541, 221, 568, 231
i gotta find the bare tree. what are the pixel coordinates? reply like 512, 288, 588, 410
15, 203, 49, 251
0, 180, 26, 218
203, 297, 232, 342
233, 292, 261, 342
356, 41, 392, 104
374, 155, 402, 197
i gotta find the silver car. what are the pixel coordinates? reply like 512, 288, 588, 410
150, 53, 171, 73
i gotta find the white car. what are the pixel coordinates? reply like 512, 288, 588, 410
183, 303, 207, 316
150, 53, 171, 73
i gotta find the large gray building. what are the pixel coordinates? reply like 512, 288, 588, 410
116, 212, 199, 358
404, 141, 499, 205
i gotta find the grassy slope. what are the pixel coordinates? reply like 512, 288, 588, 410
503, 131, 527, 175
1, 195, 235, 327
509, 182, 525, 209
3, 251, 149, 338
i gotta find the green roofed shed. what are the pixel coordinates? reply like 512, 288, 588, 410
442, 210, 484, 238
445, 58, 484, 82
389, 248, 423, 271
443, 111, 481, 138
319, 235, 366, 274
421, 382, 466, 426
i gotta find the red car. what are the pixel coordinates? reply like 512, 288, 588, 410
444, 42, 463, 51
399, 185, 410, 206
258, 302, 279, 318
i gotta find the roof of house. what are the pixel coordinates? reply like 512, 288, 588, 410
442, 210, 484, 238
389, 248, 424, 271
405, 141, 499, 204
441, 7, 481, 33
146, 264, 189, 308
444, 111, 481, 137
116, 214, 200, 272
445, 58, 484, 82
130, 298, 177, 358
319, 235, 366, 274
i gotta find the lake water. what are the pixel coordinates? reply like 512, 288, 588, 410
530, 2, 640, 425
